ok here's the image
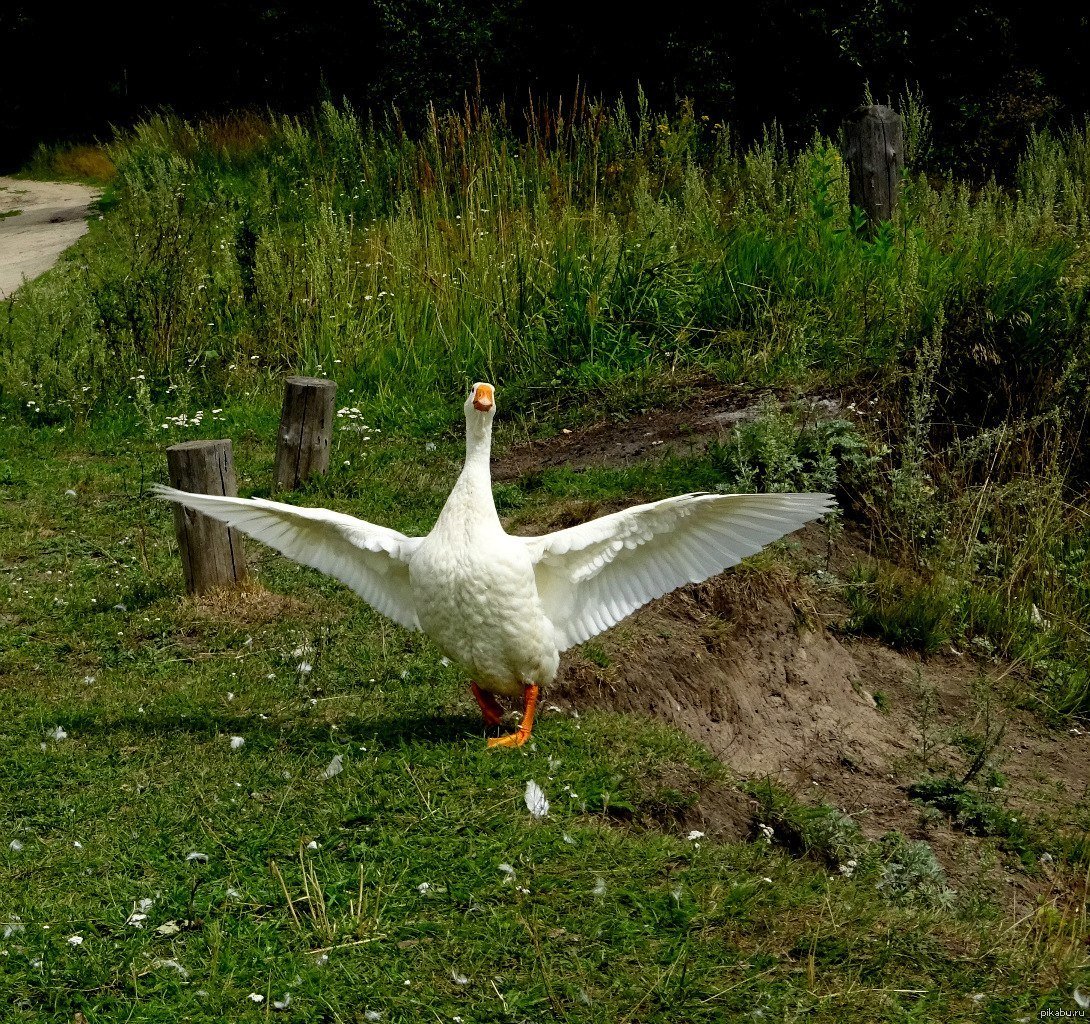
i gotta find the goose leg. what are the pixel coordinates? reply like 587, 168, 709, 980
471, 682, 504, 727
488, 684, 539, 748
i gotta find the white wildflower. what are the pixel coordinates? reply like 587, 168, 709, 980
758, 823, 775, 844
67, 934, 84, 946
248, 993, 265, 1003
686, 830, 704, 841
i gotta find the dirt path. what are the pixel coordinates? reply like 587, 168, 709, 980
0, 177, 102, 300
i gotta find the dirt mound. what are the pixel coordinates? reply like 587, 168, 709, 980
552, 565, 1090, 906
555, 572, 912, 816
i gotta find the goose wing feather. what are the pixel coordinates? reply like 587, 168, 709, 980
523, 492, 835, 650
153, 485, 421, 630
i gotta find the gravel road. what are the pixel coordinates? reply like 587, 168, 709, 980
0, 177, 102, 300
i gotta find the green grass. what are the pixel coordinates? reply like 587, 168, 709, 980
3, 93, 1090, 1018
1, 415, 1086, 1021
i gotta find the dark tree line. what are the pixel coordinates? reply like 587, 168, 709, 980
3, 2, 1088, 174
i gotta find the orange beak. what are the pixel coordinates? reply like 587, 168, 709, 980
472, 383, 494, 412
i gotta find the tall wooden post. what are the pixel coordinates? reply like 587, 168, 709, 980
166, 439, 248, 595
274, 376, 337, 490
843, 105, 904, 230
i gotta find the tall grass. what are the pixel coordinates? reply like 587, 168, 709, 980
5, 99, 1088, 430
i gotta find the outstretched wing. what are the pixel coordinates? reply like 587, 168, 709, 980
522, 492, 835, 650
153, 485, 422, 630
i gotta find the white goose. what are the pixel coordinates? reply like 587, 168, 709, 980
155, 383, 835, 747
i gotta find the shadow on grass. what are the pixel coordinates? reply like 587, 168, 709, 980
50, 708, 490, 750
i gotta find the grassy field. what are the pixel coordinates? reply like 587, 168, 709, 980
2, 96, 1090, 1019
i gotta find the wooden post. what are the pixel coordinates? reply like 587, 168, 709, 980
166, 439, 248, 595
274, 376, 337, 490
842, 104, 904, 229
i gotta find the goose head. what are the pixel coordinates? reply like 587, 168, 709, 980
464, 382, 496, 440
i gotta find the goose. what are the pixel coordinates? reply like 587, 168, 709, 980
155, 382, 835, 747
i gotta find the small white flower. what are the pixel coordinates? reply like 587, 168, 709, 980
524, 780, 549, 818
758, 823, 775, 844
67, 934, 84, 946
452, 969, 470, 985
229, 736, 245, 750
48, 726, 68, 741
686, 830, 704, 841
297, 661, 313, 675
306, 840, 319, 850
320, 754, 344, 780
248, 993, 265, 1003
416, 882, 432, 894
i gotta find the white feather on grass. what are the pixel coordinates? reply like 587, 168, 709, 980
524, 780, 549, 818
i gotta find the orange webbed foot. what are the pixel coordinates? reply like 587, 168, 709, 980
485, 684, 540, 750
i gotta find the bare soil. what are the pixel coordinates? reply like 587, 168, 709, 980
0, 177, 101, 300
